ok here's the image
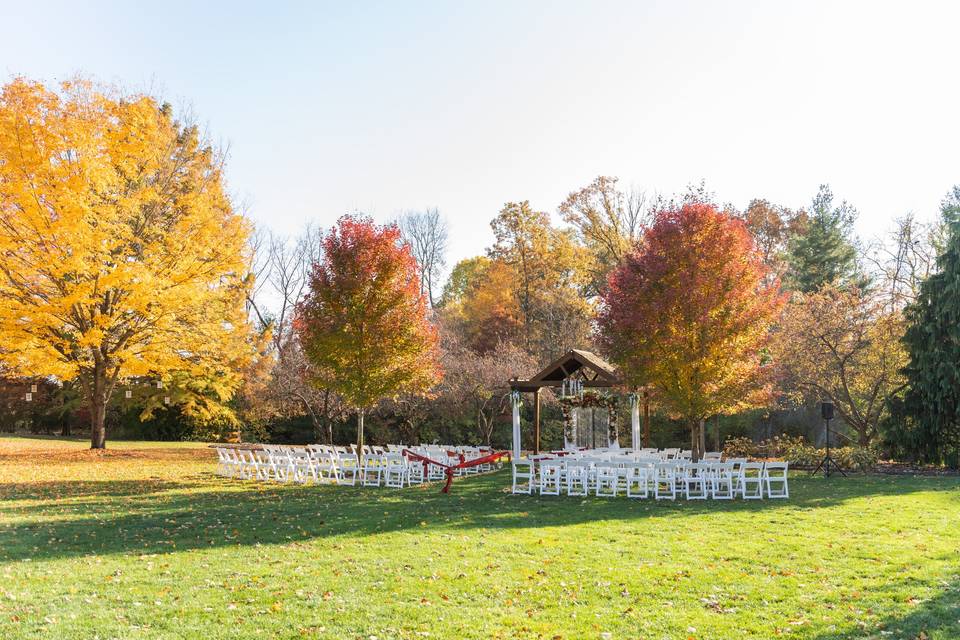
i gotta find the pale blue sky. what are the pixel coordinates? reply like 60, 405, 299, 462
2, 1, 959, 270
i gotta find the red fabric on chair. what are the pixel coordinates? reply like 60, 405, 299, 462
402, 449, 510, 493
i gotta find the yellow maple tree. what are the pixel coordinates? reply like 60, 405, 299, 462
0, 78, 254, 448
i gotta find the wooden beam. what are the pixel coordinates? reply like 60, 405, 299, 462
509, 379, 613, 392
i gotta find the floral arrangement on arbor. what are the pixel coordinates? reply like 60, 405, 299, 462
558, 390, 620, 446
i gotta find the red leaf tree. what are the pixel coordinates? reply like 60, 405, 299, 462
296, 215, 442, 448
597, 203, 785, 459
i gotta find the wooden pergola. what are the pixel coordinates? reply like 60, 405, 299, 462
509, 349, 649, 453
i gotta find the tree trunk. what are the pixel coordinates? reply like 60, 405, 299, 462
89, 365, 108, 449
356, 407, 365, 452
690, 420, 704, 461
699, 418, 706, 458
690, 422, 697, 460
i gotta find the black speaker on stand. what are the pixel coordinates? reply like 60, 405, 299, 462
811, 401, 847, 477
810, 402, 847, 478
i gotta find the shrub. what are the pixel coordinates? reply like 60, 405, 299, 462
834, 446, 879, 471
775, 437, 819, 466
723, 436, 757, 458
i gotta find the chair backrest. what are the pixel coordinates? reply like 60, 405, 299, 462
655, 461, 677, 475
703, 451, 722, 461
741, 461, 764, 475
712, 461, 735, 475
385, 453, 405, 467
764, 461, 788, 474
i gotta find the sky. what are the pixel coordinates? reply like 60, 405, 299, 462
2, 0, 959, 278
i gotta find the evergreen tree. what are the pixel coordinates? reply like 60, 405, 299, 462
785, 185, 862, 292
892, 187, 960, 465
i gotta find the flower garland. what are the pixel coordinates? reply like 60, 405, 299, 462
558, 391, 620, 446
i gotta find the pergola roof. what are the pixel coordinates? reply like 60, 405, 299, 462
509, 349, 620, 392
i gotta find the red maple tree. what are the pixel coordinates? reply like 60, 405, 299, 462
597, 203, 785, 459
296, 215, 442, 448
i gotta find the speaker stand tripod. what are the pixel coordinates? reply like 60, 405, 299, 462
810, 417, 847, 478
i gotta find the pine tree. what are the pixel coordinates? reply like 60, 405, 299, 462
785, 185, 862, 292
893, 187, 960, 464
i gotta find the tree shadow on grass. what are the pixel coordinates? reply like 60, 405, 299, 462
0, 471, 957, 564
810, 578, 960, 639
0, 479, 195, 503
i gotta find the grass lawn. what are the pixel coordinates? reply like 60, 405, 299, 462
0, 437, 957, 639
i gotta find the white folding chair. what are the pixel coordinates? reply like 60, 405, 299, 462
654, 462, 677, 500
247, 449, 272, 481
740, 462, 765, 499
361, 454, 383, 487
725, 458, 747, 494
337, 452, 359, 486
313, 452, 338, 483
512, 460, 535, 494
426, 453, 447, 481
291, 449, 318, 484
710, 462, 736, 499
239, 449, 263, 480
565, 460, 589, 496
623, 462, 650, 498
538, 460, 562, 495
595, 462, 620, 497
384, 454, 407, 488
682, 462, 709, 499
272, 450, 295, 483
214, 448, 233, 477
406, 456, 425, 485
763, 461, 789, 498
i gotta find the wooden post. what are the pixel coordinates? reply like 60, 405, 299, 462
533, 388, 541, 454
642, 388, 651, 448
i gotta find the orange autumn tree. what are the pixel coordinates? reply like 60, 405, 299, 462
296, 215, 441, 449
598, 202, 785, 459
0, 78, 254, 449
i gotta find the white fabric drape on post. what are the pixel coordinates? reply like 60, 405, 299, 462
511, 392, 522, 460
564, 409, 578, 450
631, 393, 641, 449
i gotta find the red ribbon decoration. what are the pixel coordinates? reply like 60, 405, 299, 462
402, 449, 510, 493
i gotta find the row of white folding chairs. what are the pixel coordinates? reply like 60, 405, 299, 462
512, 458, 788, 500
553, 448, 723, 461
215, 445, 499, 488
216, 446, 342, 484
229, 447, 410, 487
536, 455, 752, 494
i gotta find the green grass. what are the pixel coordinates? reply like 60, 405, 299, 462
0, 436, 958, 639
